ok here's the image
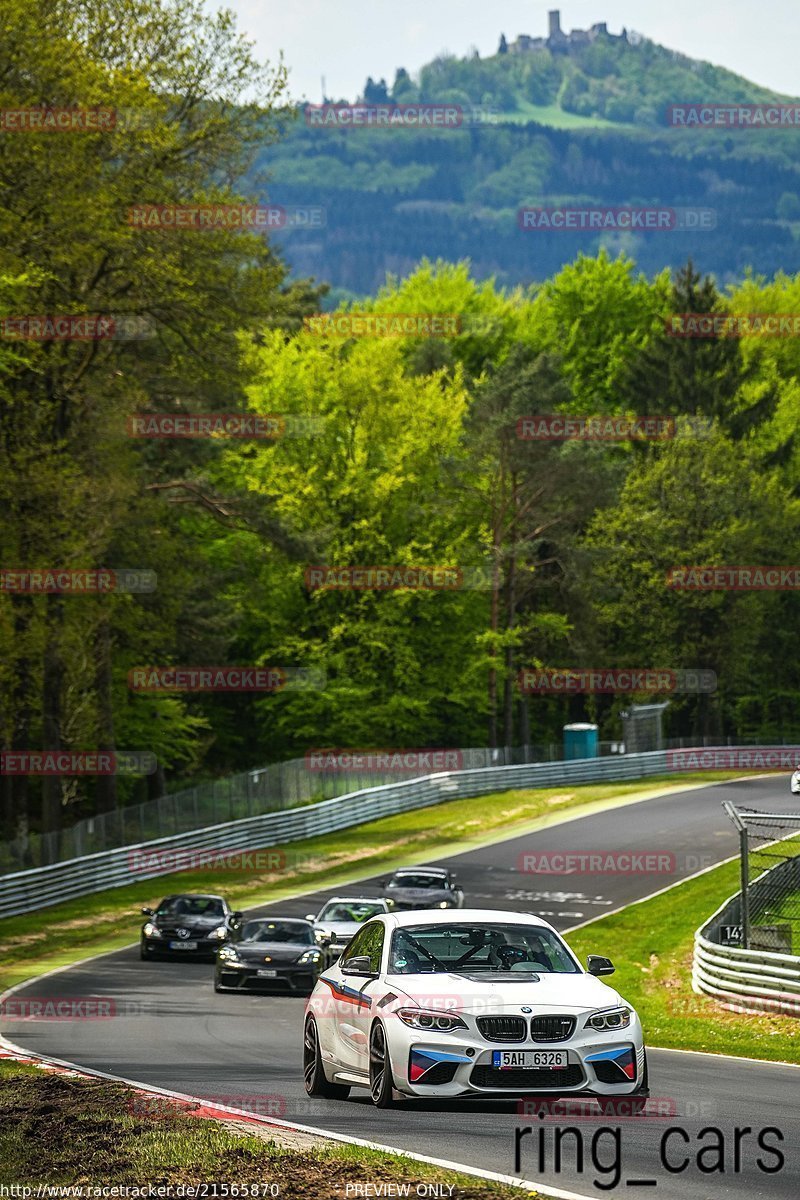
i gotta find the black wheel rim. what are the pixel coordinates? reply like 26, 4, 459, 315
303, 1019, 317, 1089
370, 1023, 386, 1102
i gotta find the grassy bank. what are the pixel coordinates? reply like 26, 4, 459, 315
0, 1060, 532, 1196
0, 772, 740, 993
567, 859, 800, 1063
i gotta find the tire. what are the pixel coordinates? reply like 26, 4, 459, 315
369, 1020, 396, 1108
303, 1016, 350, 1099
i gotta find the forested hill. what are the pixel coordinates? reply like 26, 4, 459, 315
258, 29, 800, 296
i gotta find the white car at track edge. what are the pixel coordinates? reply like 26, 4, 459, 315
303, 908, 648, 1111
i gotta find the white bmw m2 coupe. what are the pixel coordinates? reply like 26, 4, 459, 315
303, 909, 648, 1110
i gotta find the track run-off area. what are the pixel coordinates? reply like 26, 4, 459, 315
3, 775, 800, 1198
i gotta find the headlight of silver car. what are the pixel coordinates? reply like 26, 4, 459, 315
584, 1006, 632, 1031
208, 925, 229, 939
396, 1008, 467, 1032
142, 923, 161, 938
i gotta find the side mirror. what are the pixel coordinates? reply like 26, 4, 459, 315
342, 955, 377, 977
317, 932, 333, 946
587, 954, 615, 976
231, 911, 244, 923
141, 907, 154, 916
306, 913, 317, 922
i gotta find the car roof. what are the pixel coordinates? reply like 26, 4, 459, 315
373, 908, 559, 932
391, 867, 449, 876
160, 893, 226, 903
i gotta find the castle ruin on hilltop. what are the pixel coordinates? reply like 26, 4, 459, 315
508, 10, 629, 54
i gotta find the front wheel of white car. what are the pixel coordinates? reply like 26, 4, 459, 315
369, 1021, 397, 1108
303, 1016, 350, 1099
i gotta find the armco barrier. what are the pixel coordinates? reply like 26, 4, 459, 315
693, 894, 800, 1018
0, 750, 672, 918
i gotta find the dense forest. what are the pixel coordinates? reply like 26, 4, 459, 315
1, 0, 799, 855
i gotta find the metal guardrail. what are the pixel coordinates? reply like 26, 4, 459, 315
0, 742, 580, 873
0, 750, 672, 919
694, 891, 800, 1018
4, 734, 763, 874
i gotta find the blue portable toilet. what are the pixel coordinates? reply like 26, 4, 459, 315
563, 722, 599, 760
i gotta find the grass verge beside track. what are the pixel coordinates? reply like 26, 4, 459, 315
0, 1060, 537, 1196
566, 859, 800, 1063
0, 772, 740, 994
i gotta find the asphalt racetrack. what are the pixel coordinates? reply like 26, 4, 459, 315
4, 775, 800, 1198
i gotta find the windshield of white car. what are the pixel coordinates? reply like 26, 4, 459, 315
389, 923, 580, 974
319, 902, 384, 922
238, 920, 314, 944
389, 874, 446, 889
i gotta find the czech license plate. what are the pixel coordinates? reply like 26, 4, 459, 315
169, 940, 198, 950
257, 968, 278, 978
492, 1050, 568, 1069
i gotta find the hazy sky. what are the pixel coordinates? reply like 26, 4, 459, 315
220, 0, 800, 103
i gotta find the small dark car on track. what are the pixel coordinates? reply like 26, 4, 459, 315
379, 866, 464, 911
140, 893, 242, 961
214, 917, 332, 993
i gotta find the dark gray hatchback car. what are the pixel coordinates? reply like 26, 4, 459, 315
380, 866, 465, 911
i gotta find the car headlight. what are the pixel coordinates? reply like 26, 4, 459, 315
297, 949, 322, 965
143, 923, 161, 938
437, 900, 452, 909
208, 925, 229, 939
396, 1008, 467, 1032
218, 947, 242, 964
584, 1006, 632, 1031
